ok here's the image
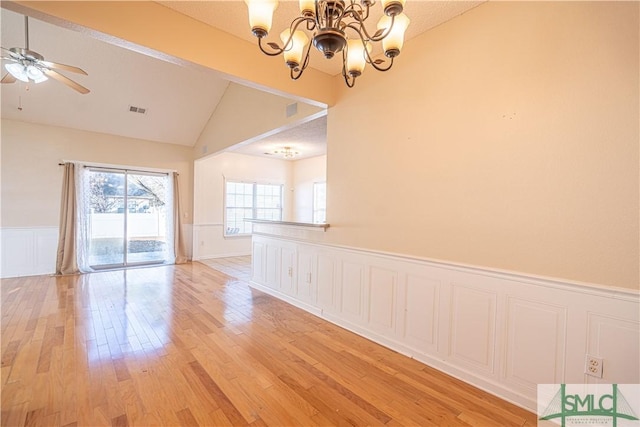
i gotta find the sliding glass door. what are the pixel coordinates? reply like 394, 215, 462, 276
86, 168, 172, 269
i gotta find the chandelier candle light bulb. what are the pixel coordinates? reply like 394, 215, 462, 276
378, 13, 410, 57
245, 0, 279, 38
346, 39, 370, 77
280, 29, 310, 69
299, 0, 316, 16
245, 0, 410, 87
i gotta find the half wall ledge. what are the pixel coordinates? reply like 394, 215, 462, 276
246, 219, 329, 242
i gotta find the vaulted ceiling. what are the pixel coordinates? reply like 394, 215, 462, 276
1, 1, 482, 157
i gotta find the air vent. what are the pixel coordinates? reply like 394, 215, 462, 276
286, 103, 297, 118
128, 105, 147, 114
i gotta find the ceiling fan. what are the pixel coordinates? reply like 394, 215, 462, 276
1, 15, 90, 94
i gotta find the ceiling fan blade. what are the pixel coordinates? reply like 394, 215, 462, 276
41, 68, 90, 94
39, 60, 88, 75
1, 73, 17, 84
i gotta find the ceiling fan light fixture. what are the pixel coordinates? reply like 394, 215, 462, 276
26, 65, 48, 83
1, 15, 89, 94
5, 63, 29, 83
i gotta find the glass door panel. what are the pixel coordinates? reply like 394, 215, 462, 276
88, 170, 126, 267
126, 173, 169, 265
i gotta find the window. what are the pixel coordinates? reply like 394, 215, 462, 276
313, 181, 327, 224
225, 181, 283, 236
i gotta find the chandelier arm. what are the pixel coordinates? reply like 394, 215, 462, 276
354, 37, 395, 72
367, 52, 395, 72
291, 67, 303, 80
343, 2, 369, 24
343, 71, 356, 87
257, 16, 314, 56
341, 48, 357, 88
289, 15, 315, 34
348, 13, 395, 42
306, 19, 316, 31
315, 1, 323, 24
258, 38, 285, 56
300, 36, 313, 70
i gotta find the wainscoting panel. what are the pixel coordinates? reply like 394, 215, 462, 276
296, 249, 317, 305
367, 267, 397, 334
587, 313, 640, 384
265, 244, 281, 290
249, 231, 639, 411
449, 284, 497, 375
1, 227, 58, 278
340, 261, 365, 324
316, 253, 337, 312
251, 241, 266, 284
401, 274, 440, 354
504, 297, 567, 391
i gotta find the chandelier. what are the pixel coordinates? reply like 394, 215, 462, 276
244, 0, 410, 87
274, 146, 300, 158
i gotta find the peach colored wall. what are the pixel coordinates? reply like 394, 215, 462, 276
1, 119, 194, 227
325, 2, 639, 289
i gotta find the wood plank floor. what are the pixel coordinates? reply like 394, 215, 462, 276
1, 260, 537, 426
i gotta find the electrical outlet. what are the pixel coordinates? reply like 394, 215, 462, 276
585, 355, 603, 378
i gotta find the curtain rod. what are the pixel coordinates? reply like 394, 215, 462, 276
58, 162, 178, 176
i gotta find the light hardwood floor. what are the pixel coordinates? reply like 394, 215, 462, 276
1, 259, 537, 426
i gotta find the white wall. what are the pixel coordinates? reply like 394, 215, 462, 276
292, 155, 327, 223
193, 151, 294, 259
